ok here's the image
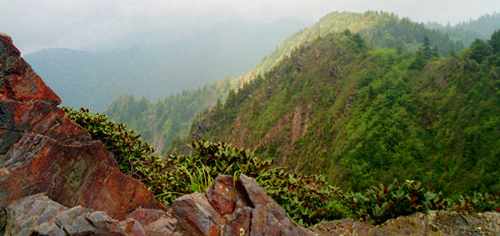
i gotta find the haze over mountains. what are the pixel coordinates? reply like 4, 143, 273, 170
26, 18, 305, 111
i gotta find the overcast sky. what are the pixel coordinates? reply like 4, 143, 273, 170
2, 0, 499, 53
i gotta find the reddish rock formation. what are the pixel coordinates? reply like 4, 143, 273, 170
0, 33, 162, 219
173, 175, 314, 236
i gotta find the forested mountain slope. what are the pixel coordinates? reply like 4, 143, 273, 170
106, 79, 237, 152
241, 11, 463, 83
193, 24, 500, 194
107, 11, 464, 153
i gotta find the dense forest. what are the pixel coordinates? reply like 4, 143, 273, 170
247, 11, 463, 81
106, 79, 237, 152
193, 13, 500, 195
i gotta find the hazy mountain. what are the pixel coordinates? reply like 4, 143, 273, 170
26, 18, 306, 111
427, 12, 500, 46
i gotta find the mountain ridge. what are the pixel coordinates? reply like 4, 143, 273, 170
192, 13, 500, 194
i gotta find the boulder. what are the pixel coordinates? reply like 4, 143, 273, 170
172, 175, 314, 236
0, 33, 162, 219
2, 193, 156, 235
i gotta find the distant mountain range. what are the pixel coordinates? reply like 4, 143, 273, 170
26, 18, 306, 111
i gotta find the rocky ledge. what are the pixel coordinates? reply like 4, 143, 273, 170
1, 33, 499, 236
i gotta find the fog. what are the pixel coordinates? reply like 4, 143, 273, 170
2, 0, 499, 53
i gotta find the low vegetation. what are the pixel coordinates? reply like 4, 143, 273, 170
65, 107, 499, 226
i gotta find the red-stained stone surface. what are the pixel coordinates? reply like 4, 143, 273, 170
173, 175, 314, 236
127, 208, 178, 235
0, 33, 163, 219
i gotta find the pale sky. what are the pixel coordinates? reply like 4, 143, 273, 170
2, 0, 499, 53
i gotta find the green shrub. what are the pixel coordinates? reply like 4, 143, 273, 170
343, 180, 446, 224
63, 107, 178, 202
174, 140, 343, 226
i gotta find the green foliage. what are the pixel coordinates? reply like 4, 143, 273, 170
173, 140, 342, 226
63, 107, 180, 202
105, 79, 237, 153
343, 181, 500, 224
256, 168, 345, 225
246, 11, 461, 83
410, 36, 438, 69
63, 107, 156, 173
490, 30, 500, 53
469, 39, 493, 63
344, 180, 445, 224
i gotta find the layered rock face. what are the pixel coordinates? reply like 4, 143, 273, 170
0, 33, 161, 219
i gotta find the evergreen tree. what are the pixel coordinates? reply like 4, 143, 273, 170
469, 39, 492, 63
490, 30, 500, 53
352, 33, 366, 50
422, 36, 434, 60
410, 37, 434, 70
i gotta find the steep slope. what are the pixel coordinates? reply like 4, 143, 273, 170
193, 23, 500, 194
25, 19, 305, 111
105, 79, 237, 152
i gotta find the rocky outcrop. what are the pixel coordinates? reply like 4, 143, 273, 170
0, 33, 162, 219
3, 193, 176, 236
312, 211, 500, 236
0, 175, 314, 236
172, 175, 314, 236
